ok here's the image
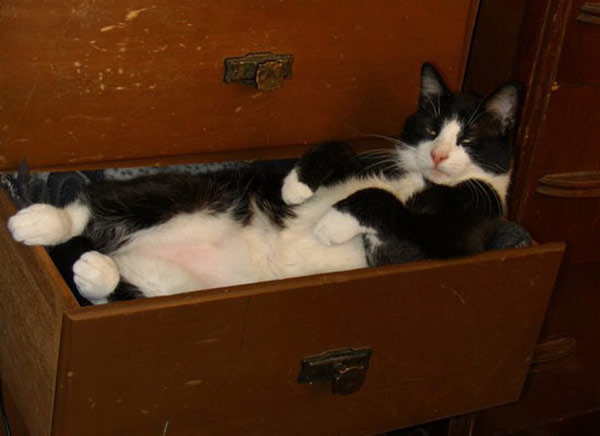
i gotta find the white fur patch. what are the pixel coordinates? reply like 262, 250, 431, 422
281, 168, 313, 205
111, 211, 263, 297
314, 209, 371, 246
8, 202, 90, 246
73, 251, 120, 304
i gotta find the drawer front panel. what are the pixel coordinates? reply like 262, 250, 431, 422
0, 0, 478, 170
53, 244, 563, 435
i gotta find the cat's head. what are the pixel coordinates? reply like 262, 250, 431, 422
398, 63, 520, 202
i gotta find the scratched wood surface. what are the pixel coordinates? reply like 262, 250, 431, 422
51, 244, 564, 435
0, 192, 77, 436
0, 0, 478, 171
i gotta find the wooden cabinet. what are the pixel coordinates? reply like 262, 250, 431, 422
0, 1, 567, 435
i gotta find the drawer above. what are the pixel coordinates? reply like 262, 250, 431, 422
0, 0, 479, 170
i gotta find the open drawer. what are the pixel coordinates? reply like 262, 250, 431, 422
0, 190, 564, 435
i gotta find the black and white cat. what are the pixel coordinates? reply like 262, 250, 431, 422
7, 64, 519, 304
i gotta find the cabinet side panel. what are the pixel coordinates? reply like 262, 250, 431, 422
0, 192, 76, 436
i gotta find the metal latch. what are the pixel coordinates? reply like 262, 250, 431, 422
298, 348, 372, 395
223, 52, 294, 91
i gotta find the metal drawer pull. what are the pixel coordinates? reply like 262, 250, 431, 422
223, 52, 293, 91
577, 2, 600, 25
298, 348, 371, 395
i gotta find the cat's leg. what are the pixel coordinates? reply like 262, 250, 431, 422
8, 201, 91, 246
314, 188, 426, 266
314, 188, 411, 246
72, 251, 120, 304
282, 141, 359, 205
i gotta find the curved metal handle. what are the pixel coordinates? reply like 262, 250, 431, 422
536, 171, 600, 197
577, 2, 600, 25
298, 348, 372, 395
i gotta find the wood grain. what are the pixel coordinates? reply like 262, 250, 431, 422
52, 244, 564, 435
514, 85, 600, 264
558, 0, 600, 86
0, 0, 479, 171
0, 192, 77, 436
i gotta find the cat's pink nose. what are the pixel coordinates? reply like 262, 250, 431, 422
431, 150, 449, 166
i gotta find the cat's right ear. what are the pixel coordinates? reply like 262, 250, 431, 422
420, 63, 450, 102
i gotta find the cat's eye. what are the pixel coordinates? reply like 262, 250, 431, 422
461, 138, 473, 144
425, 127, 438, 137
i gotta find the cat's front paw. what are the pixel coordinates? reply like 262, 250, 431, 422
73, 251, 120, 304
8, 203, 71, 246
314, 209, 365, 246
282, 169, 314, 205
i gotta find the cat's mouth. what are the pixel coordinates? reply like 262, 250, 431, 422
423, 167, 454, 185
425, 167, 448, 179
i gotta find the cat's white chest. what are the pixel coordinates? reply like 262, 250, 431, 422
275, 172, 426, 277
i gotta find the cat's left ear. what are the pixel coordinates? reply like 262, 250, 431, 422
484, 82, 522, 132
419, 63, 450, 101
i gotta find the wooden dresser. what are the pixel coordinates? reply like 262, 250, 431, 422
0, 1, 565, 435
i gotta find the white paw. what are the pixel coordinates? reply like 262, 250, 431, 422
314, 209, 366, 246
282, 169, 314, 205
73, 251, 120, 304
8, 204, 71, 246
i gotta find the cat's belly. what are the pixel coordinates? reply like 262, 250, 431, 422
111, 212, 265, 297
108, 173, 424, 296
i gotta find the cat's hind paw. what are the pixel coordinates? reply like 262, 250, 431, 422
314, 209, 366, 246
282, 169, 314, 205
73, 251, 120, 304
8, 203, 72, 246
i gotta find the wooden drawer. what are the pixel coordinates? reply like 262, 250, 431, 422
0, 0, 478, 171
0, 191, 564, 435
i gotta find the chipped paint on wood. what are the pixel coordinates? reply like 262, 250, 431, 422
125, 7, 151, 22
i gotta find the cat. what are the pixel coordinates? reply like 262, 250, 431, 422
7, 63, 519, 304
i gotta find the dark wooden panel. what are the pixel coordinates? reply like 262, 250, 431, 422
52, 244, 563, 435
557, 0, 600, 86
0, 0, 478, 171
462, 0, 528, 96
474, 262, 600, 435
513, 85, 600, 263
0, 381, 31, 436
0, 193, 77, 436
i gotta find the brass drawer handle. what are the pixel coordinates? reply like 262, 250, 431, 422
298, 348, 372, 395
536, 171, 600, 197
531, 337, 576, 367
577, 2, 600, 25
223, 52, 293, 91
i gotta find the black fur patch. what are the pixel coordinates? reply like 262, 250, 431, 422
81, 165, 295, 253
294, 141, 363, 191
